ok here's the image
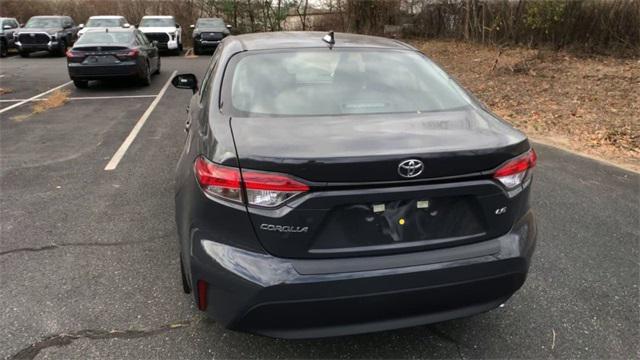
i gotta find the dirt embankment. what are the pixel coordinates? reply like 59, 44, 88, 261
414, 40, 640, 172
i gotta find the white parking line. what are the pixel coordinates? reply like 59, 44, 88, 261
69, 95, 158, 100
104, 70, 177, 171
0, 99, 44, 103
0, 95, 158, 103
0, 81, 72, 115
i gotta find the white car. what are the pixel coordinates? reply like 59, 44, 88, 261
78, 16, 130, 37
138, 16, 182, 54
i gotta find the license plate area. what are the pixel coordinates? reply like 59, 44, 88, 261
310, 196, 486, 252
84, 55, 120, 64
247, 180, 511, 259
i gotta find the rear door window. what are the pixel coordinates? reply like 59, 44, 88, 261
199, 46, 222, 103
135, 31, 148, 46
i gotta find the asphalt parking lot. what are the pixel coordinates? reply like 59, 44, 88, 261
0, 51, 638, 360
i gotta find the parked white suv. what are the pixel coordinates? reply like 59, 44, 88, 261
138, 16, 182, 54
78, 16, 130, 37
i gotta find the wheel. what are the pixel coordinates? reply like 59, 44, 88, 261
140, 63, 151, 86
178, 40, 183, 52
19, 51, 30, 58
0, 40, 7, 58
56, 40, 67, 57
180, 254, 191, 294
153, 56, 161, 75
73, 79, 89, 88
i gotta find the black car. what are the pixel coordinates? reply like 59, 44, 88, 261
190, 18, 231, 55
0, 17, 20, 57
172, 32, 537, 339
15, 16, 78, 57
66, 28, 160, 88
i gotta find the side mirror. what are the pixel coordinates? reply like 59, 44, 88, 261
172, 74, 198, 94
175, 24, 180, 28
3, 25, 11, 30
78, 23, 84, 29
190, 24, 195, 29
123, 23, 131, 28
226, 24, 232, 29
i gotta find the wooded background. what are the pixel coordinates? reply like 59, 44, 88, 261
0, 0, 638, 55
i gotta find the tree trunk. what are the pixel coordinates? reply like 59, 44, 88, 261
464, 0, 470, 40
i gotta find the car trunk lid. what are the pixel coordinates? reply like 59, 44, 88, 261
230, 108, 529, 258
231, 108, 528, 182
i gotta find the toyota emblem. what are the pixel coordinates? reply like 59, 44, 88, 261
398, 159, 424, 178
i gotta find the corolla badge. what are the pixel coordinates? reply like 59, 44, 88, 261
398, 159, 424, 178
260, 224, 309, 233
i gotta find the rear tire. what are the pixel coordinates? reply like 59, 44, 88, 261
73, 79, 89, 88
154, 56, 161, 75
140, 63, 152, 86
56, 40, 67, 57
0, 40, 7, 58
180, 254, 191, 294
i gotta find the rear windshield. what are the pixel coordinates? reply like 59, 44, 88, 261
140, 18, 175, 27
197, 19, 225, 27
228, 49, 471, 117
75, 31, 133, 44
86, 18, 121, 27
25, 18, 62, 28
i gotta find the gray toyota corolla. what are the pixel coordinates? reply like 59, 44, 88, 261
172, 32, 537, 339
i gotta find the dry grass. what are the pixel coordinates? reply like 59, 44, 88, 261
11, 114, 31, 122
183, 48, 199, 59
0, 87, 13, 95
413, 40, 640, 171
10, 89, 71, 122
32, 89, 70, 114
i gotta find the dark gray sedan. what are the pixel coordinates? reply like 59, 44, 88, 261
66, 28, 160, 88
190, 18, 231, 55
171, 32, 537, 338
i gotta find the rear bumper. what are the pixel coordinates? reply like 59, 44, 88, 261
189, 211, 536, 338
67, 61, 141, 79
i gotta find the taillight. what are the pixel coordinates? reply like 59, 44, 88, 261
243, 170, 310, 207
194, 156, 309, 207
194, 156, 242, 202
66, 49, 85, 60
116, 48, 139, 60
494, 149, 537, 189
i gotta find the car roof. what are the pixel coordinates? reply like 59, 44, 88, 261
141, 15, 174, 18
84, 27, 134, 33
229, 31, 416, 51
89, 16, 124, 19
31, 16, 66, 19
